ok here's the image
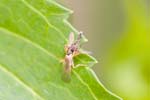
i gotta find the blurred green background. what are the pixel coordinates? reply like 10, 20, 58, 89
57, 0, 149, 100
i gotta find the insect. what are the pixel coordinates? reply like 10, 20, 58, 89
62, 32, 83, 82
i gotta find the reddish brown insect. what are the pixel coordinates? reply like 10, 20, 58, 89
62, 32, 83, 82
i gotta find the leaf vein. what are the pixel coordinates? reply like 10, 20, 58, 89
0, 64, 45, 100
73, 71, 98, 100
21, 0, 67, 42
0, 27, 59, 61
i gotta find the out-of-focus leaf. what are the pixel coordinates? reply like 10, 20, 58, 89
102, 0, 149, 100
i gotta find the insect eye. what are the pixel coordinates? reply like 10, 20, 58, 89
71, 49, 74, 52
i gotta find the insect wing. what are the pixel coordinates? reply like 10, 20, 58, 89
62, 62, 72, 82
62, 55, 72, 82
68, 32, 74, 46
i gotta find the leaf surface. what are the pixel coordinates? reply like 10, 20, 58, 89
0, 0, 121, 100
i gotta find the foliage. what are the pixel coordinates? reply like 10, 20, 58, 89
0, 0, 122, 100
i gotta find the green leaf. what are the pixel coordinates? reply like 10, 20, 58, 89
102, 0, 149, 100
0, 0, 121, 100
